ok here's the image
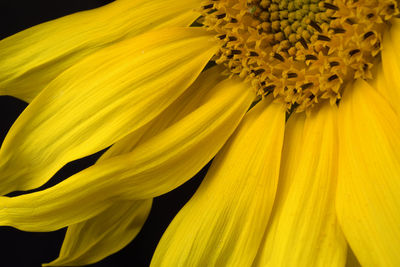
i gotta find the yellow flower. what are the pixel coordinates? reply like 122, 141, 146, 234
0, 0, 400, 266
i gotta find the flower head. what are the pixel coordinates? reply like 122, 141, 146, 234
0, 0, 400, 266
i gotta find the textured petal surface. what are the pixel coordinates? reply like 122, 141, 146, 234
100, 65, 227, 159
380, 21, 400, 115
44, 66, 227, 266
0, 76, 255, 231
151, 99, 286, 267
0, 27, 218, 195
254, 104, 347, 267
0, 0, 202, 102
43, 199, 152, 266
336, 79, 400, 266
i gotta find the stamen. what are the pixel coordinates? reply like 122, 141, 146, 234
317, 35, 331, 41
330, 27, 346, 34
273, 53, 285, 62
201, 0, 399, 112
328, 74, 339, 82
323, 3, 339, 10
363, 31, 374, 40
349, 49, 361, 57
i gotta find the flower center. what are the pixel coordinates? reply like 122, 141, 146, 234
201, 0, 398, 112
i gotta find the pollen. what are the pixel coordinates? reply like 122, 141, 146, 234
201, 0, 398, 112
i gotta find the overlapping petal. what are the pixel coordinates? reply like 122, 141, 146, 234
44, 66, 227, 266
43, 200, 152, 267
346, 249, 362, 267
380, 20, 400, 115
100, 65, 228, 159
0, 0, 202, 102
151, 99, 286, 266
0, 27, 218, 195
336, 79, 400, 266
254, 104, 347, 267
0, 74, 254, 231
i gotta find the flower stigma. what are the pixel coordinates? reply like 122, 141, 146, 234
201, 0, 398, 112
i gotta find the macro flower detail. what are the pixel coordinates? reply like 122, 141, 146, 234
0, 0, 399, 266
203, 0, 396, 112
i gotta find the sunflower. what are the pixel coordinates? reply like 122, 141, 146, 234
1, 0, 400, 266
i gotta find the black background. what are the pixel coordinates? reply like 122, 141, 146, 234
0, 1, 207, 266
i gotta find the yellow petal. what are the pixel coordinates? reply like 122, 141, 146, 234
0, 0, 202, 102
45, 65, 227, 264
41, 66, 228, 266
254, 104, 347, 267
151, 99, 286, 266
0, 27, 218, 195
380, 21, 400, 115
40, 68, 225, 267
0, 76, 255, 231
336, 79, 400, 266
101, 65, 227, 159
43, 199, 152, 267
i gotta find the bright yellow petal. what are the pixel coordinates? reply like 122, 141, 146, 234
0, 0, 202, 102
336, 79, 400, 266
0, 76, 255, 231
380, 21, 400, 115
40, 68, 225, 267
101, 65, 227, 159
43, 199, 152, 267
41, 66, 228, 266
254, 104, 347, 267
151, 99, 286, 266
0, 27, 218, 195
44, 65, 226, 265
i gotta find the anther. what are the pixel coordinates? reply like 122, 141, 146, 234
287, 72, 298, 78
231, 50, 242, 55
299, 37, 308, 49
323, 3, 339, 10
318, 35, 331, 41
218, 34, 226, 40
349, 49, 361, 56
203, 4, 214, 9
216, 13, 226, 19
363, 31, 374, 40
301, 83, 314, 90
263, 85, 276, 92
305, 54, 318, 60
329, 61, 340, 67
345, 18, 355, 25
273, 53, 285, 62
330, 28, 346, 34
228, 36, 238, 41
328, 74, 339, 81
310, 21, 323, 33
367, 13, 375, 19
249, 51, 259, 57
252, 69, 266, 76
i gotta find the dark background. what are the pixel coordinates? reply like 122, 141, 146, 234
0, 1, 207, 266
